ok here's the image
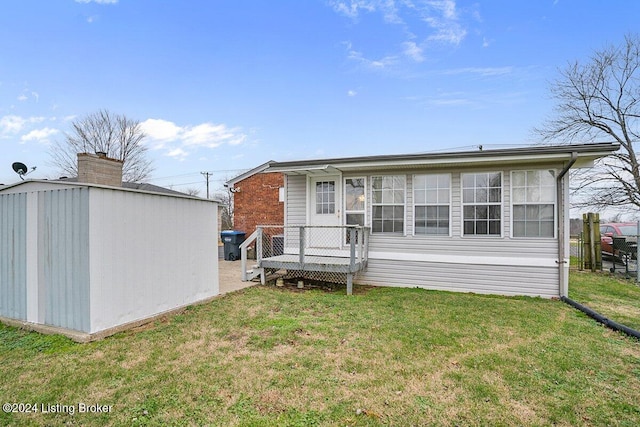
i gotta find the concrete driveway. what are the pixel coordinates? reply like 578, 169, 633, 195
219, 260, 257, 294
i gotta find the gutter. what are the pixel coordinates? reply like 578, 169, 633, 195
556, 152, 578, 297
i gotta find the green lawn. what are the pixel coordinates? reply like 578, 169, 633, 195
1, 278, 639, 426
569, 269, 640, 331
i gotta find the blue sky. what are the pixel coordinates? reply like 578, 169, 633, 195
1, 0, 637, 195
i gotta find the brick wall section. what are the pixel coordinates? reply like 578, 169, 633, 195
77, 153, 123, 187
233, 172, 284, 236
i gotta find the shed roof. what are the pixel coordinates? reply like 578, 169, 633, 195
265, 143, 619, 174
55, 177, 188, 196
0, 179, 215, 202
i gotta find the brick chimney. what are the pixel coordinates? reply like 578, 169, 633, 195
77, 152, 123, 187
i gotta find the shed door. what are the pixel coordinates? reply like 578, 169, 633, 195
309, 176, 341, 248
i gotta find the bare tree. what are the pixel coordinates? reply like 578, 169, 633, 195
535, 34, 640, 211
50, 109, 153, 182
214, 186, 234, 230
183, 187, 202, 197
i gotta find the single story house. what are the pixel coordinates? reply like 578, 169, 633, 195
250, 143, 618, 298
0, 153, 219, 341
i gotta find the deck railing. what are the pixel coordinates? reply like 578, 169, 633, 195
240, 225, 370, 282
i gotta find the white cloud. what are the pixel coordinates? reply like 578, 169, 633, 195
1, 115, 51, 142
140, 118, 182, 143
441, 66, 513, 77
167, 148, 189, 160
332, 0, 470, 69
140, 118, 247, 158
429, 0, 457, 20
344, 42, 397, 69
348, 90, 358, 97
329, 0, 403, 23
329, 0, 376, 19
20, 127, 59, 144
0, 115, 27, 133
16, 91, 40, 102
424, 18, 466, 45
402, 41, 424, 62
183, 123, 245, 147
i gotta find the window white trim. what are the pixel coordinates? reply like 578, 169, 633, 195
370, 174, 407, 235
412, 173, 452, 237
510, 170, 557, 239
460, 171, 503, 238
344, 176, 367, 226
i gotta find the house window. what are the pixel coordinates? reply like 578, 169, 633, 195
414, 174, 450, 235
462, 172, 502, 236
315, 181, 335, 214
372, 176, 405, 233
345, 177, 366, 242
512, 170, 555, 238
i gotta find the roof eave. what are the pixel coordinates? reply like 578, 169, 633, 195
225, 160, 276, 187
265, 143, 620, 174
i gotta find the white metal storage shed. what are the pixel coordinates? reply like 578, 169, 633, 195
0, 179, 219, 341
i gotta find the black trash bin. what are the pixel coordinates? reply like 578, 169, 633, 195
221, 230, 246, 261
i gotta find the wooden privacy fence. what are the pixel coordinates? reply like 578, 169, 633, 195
582, 212, 602, 272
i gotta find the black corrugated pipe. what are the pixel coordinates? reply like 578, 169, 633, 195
561, 296, 640, 340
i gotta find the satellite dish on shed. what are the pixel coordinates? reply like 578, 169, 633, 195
12, 162, 36, 180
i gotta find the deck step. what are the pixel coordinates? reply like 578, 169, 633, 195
243, 268, 262, 282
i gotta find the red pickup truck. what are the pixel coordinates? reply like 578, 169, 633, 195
600, 223, 638, 259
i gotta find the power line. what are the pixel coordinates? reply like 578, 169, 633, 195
150, 168, 247, 181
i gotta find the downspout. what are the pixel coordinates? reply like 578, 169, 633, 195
556, 152, 578, 298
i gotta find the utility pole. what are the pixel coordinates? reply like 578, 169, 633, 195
201, 171, 212, 199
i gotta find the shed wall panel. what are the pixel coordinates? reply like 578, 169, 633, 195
88, 188, 218, 333
40, 188, 91, 332
0, 193, 27, 320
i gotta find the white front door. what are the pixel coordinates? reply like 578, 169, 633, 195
309, 176, 341, 249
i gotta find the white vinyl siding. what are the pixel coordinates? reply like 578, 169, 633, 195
285, 175, 307, 247
357, 258, 558, 298
283, 164, 562, 298
511, 170, 556, 238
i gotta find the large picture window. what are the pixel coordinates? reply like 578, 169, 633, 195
414, 174, 450, 235
462, 172, 502, 236
512, 170, 555, 237
372, 175, 405, 233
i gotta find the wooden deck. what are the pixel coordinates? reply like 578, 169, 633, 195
240, 225, 371, 295
260, 254, 367, 273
